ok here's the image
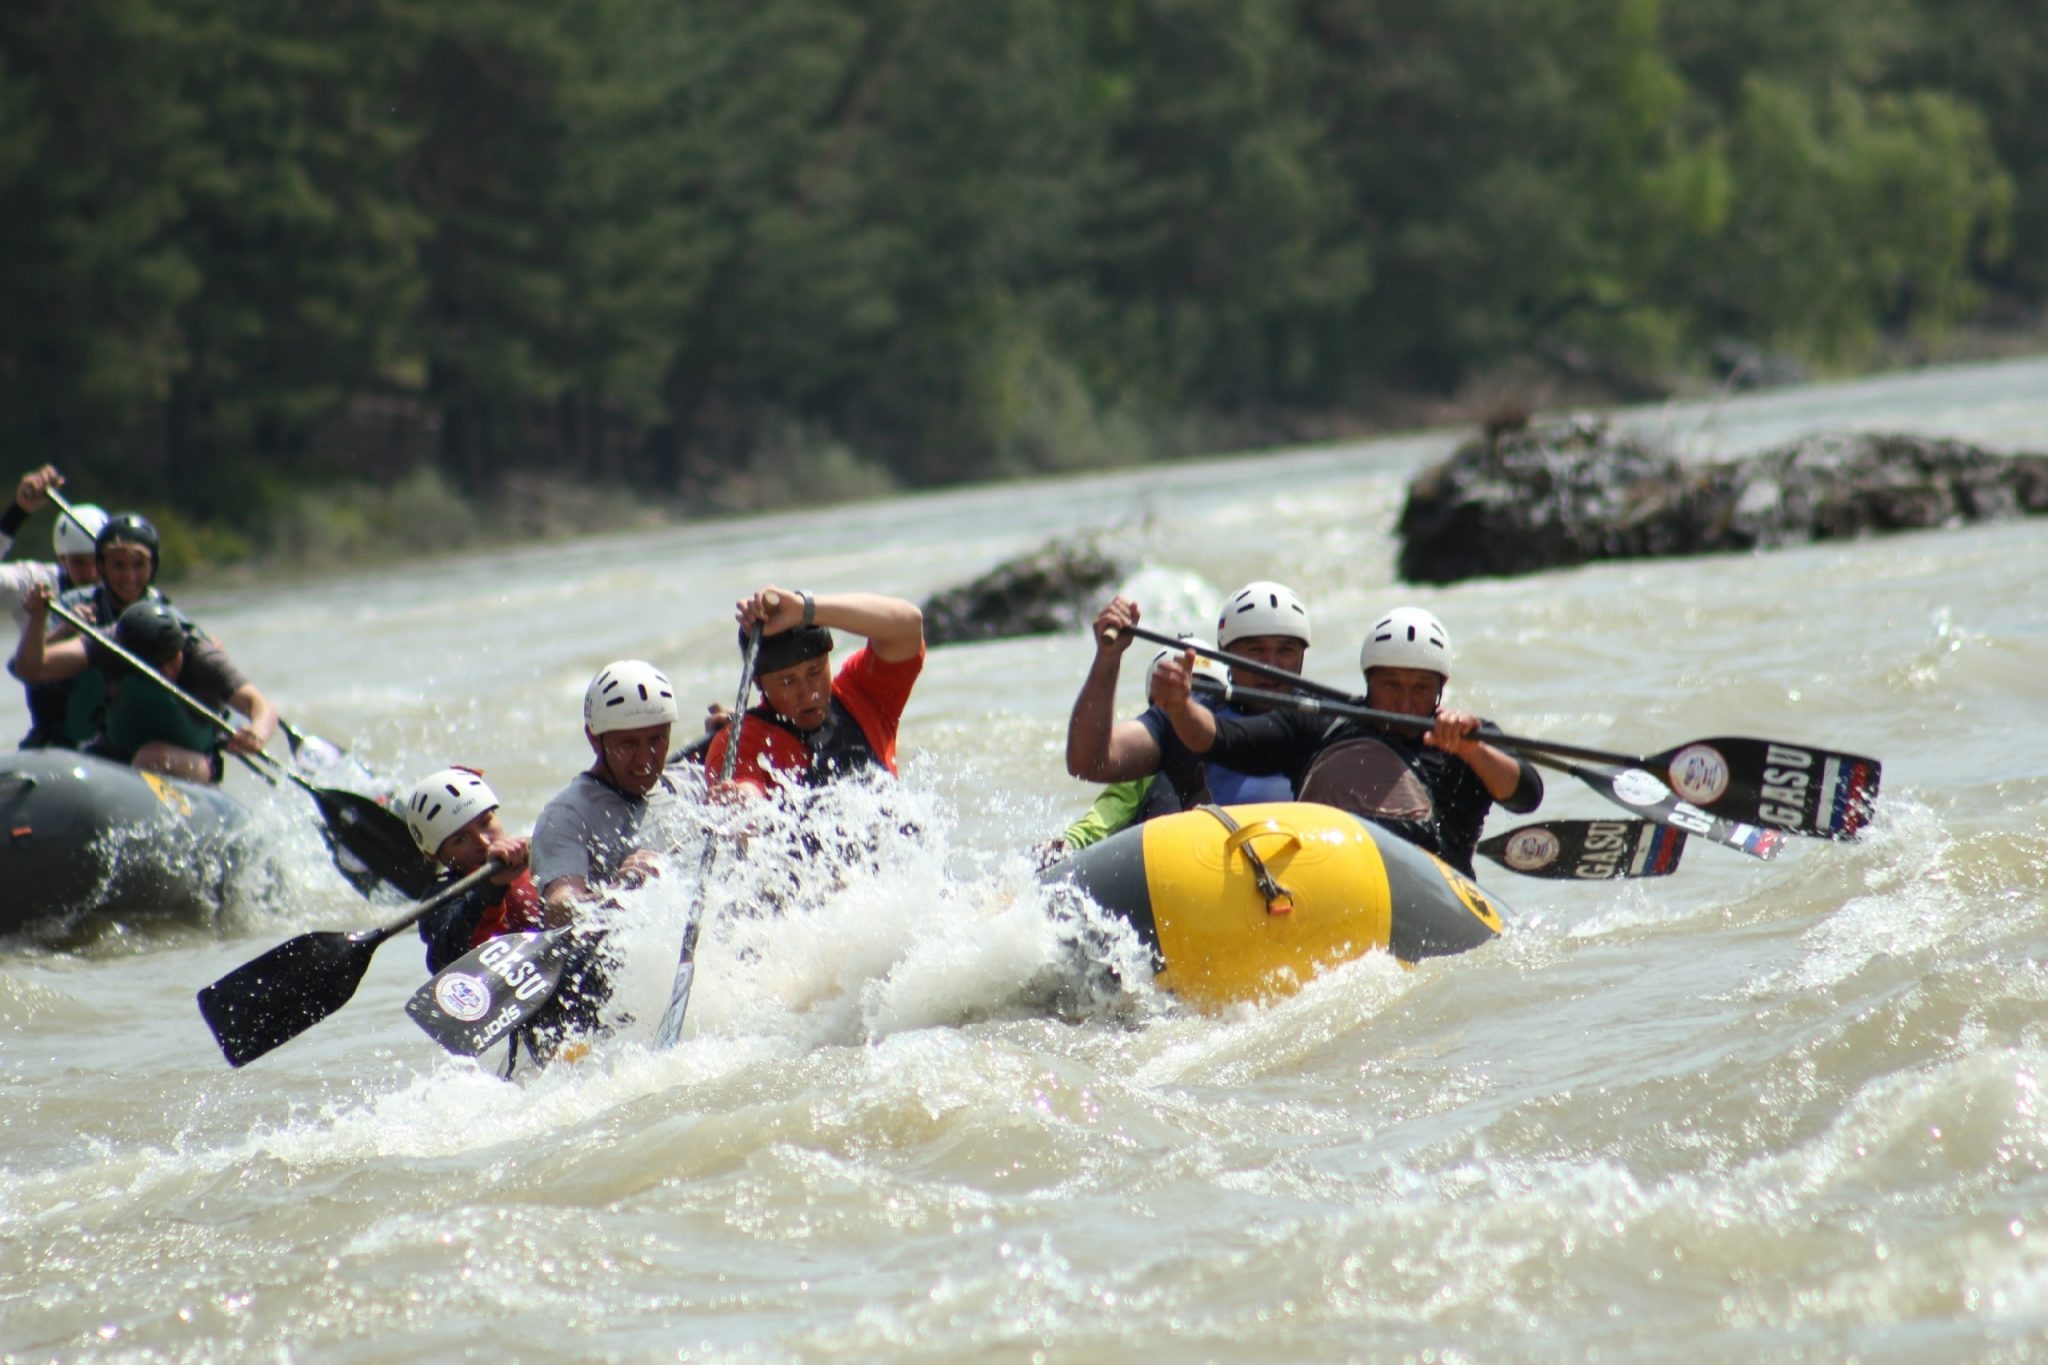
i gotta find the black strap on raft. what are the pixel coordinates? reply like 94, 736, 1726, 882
1197, 804, 1295, 915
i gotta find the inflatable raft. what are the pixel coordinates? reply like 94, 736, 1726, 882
0, 748, 257, 935
1042, 801, 1506, 1010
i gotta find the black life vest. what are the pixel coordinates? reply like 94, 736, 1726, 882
745, 697, 884, 787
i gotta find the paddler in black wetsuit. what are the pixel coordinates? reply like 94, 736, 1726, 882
1154, 606, 1541, 876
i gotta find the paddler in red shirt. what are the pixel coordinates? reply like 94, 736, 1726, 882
704, 585, 925, 796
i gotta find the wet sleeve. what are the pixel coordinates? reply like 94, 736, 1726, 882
1064, 777, 1150, 850
1204, 710, 1308, 776
180, 643, 250, 709
1479, 721, 1544, 814
417, 888, 486, 974
529, 799, 595, 895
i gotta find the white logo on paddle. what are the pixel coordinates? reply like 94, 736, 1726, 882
1668, 744, 1731, 805
433, 973, 494, 1022
1504, 828, 1561, 871
1611, 768, 1667, 808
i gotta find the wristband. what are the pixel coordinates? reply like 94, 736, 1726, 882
800, 592, 816, 628
0, 502, 28, 537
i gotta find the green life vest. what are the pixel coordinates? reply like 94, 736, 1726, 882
102, 665, 223, 762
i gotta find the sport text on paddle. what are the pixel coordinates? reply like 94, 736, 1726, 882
406, 922, 588, 1057
197, 860, 502, 1066
44, 599, 437, 898
654, 616, 765, 1048
1477, 819, 1687, 880
1134, 624, 1879, 841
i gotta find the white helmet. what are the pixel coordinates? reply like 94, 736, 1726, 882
1360, 607, 1453, 679
1217, 581, 1311, 648
404, 767, 499, 856
53, 503, 109, 558
583, 659, 677, 734
1149, 637, 1220, 689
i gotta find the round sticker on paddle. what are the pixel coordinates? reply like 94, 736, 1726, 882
1611, 768, 1668, 808
1503, 827, 1561, 872
1668, 744, 1731, 806
433, 972, 494, 1023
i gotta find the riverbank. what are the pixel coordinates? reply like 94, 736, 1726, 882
162, 321, 2048, 589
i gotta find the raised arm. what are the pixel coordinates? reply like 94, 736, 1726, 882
1065, 597, 1164, 781
737, 585, 924, 662
12, 583, 88, 682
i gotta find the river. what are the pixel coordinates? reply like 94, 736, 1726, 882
4, 355, 2047, 1362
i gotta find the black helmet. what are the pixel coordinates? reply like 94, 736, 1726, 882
115, 599, 189, 667
750, 624, 834, 676
96, 512, 161, 579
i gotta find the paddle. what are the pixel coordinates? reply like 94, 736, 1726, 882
45, 599, 438, 898
197, 860, 502, 1065
1133, 624, 1880, 841
1477, 819, 1687, 880
406, 920, 586, 1058
1522, 752, 1784, 861
654, 618, 763, 1048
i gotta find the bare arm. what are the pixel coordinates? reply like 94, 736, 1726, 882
1065, 597, 1162, 780
1152, 649, 1219, 753
12, 584, 88, 682
1429, 710, 1534, 804
223, 682, 280, 756
737, 585, 924, 662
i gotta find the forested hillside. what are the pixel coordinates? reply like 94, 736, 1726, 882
1, 0, 2037, 563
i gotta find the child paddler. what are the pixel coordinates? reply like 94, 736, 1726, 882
703, 586, 925, 796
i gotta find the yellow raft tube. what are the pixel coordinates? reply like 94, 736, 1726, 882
1041, 801, 1507, 1010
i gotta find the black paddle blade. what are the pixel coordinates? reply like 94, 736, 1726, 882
198, 931, 381, 1066
1563, 760, 1786, 860
1478, 819, 1687, 880
406, 929, 577, 1057
1653, 737, 1881, 840
309, 786, 440, 899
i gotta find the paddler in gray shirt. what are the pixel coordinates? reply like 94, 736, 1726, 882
531, 658, 688, 915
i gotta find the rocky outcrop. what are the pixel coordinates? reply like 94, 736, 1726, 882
922, 536, 1125, 645
1398, 418, 2048, 584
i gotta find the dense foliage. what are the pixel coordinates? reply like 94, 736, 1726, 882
0, 0, 2034, 554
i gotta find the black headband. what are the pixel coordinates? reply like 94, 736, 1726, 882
749, 624, 834, 675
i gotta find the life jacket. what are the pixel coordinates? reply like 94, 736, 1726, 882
53, 583, 137, 746
467, 870, 544, 949
743, 697, 885, 788
98, 606, 216, 762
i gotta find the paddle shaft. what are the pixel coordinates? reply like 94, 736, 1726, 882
199, 859, 506, 1066
654, 618, 764, 1049
46, 598, 276, 760
41, 485, 101, 548
354, 859, 506, 948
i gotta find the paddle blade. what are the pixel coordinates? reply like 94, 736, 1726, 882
1653, 737, 1881, 840
1478, 819, 1687, 880
1564, 760, 1786, 860
198, 932, 380, 1066
308, 786, 441, 899
406, 929, 576, 1057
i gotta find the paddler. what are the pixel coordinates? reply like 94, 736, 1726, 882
0, 465, 105, 630
405, 765, 601, 1069
703, 586, 925, 796
13, 593, 278, 782
531, 659, 687, 913
1064, 582, 1314, 821
1154, 606, 1541, 876
1054, 641, 1221, 855
10, 511, 177, 749
3, 468, 112, 748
